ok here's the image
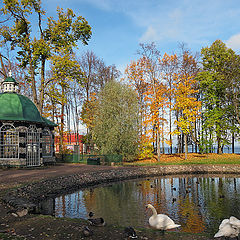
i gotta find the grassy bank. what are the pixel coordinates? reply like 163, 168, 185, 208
125, 153, 240, 166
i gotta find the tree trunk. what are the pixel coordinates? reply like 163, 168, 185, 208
39, 57, 46, 114
232, 132, 235, 154
194, 121, 198, 153
30, 61, 39, 110
60, 86, 65, 155
184, 133, 188, 160
176, 111, 181, 153
181, 133, 184, 153
161, 108, 165, 154
169, 93, 173, 154
157, 130, 161, 161
217, 137, 222, 154
0, 54, 7, 77
169, 109, 172, 154
209, 132, 212, 153
177, 134, 181, 154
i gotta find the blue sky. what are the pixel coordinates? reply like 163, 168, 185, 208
39, 0, 240, 74
2, 0, 240, 74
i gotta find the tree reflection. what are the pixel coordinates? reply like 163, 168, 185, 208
54, 176, 240, 236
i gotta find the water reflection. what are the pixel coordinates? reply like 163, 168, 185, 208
42, 175, 240, 236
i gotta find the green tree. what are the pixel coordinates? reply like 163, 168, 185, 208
92, 80, 139, 160
78, 51, 120, 141
1, 0, 49, 111
0, 1, 91, 113
197, 40, 239, 153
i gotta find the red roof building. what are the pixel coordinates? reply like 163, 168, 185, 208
55, 133, 83, 153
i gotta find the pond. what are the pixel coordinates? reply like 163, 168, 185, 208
40, 175, 240, 236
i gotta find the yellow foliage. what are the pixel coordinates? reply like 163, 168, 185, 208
173, 74, 201, 135
138, 136, 154, 160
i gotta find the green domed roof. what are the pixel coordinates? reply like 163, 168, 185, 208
0, 92, 45, 123
4, 76, 18, 83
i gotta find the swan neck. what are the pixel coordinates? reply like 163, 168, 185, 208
150, 206, 158, 216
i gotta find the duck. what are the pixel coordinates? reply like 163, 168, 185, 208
146, 204, 180, 235
88, 211, 94, 218
214, 217, 240, 239
124, 226, 138, 239
7, 208, 28, 217
87, 211, 105, 226
88, 217, 105, 226
82, 226, 93, 237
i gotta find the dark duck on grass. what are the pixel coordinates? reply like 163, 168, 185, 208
88, 211, 106, 226
124, 226, 137, 239
82, 226, 93, 237
88, 217, 105, 226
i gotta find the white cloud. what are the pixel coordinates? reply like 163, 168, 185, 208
140, 25, 160, 42
126, 0, 240, 49
51, 0, 240, 52
225, 33, 240, 51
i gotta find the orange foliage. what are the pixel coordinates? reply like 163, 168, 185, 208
80, 93, 98, 129
125, 49, 201, 160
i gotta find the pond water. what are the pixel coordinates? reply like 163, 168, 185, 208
41, 175, 240, 236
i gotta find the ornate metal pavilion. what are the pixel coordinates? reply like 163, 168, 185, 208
0, 73, 57, 167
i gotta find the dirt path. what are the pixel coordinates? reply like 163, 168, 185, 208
0, 164, 212, 240
0, 164, 120, 189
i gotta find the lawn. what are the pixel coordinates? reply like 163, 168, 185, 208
126, 153, 240, 166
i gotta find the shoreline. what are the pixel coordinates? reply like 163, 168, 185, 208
3, 164, 240, 211
1, 163, 240, 239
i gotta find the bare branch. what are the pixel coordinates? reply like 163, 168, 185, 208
0, 54, 7, 77
0, 15, 12, 23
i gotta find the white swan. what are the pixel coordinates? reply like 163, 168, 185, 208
146, 204, 181, 234
214, 217, 240, 239
230, 216, 240, 228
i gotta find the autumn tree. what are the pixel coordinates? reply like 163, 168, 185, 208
49, 51, 82, 153
125, 57, 151, 158
159, 53, 178, 153
173, 73, 201, 159
144, 80, 168, 159
173, 46, 200, 154
125, 57, 148, 136
126, 43, 175, 161
137, 43, 166, 161
92, 80, 139, 159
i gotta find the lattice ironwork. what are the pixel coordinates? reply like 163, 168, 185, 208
26, 125, 40, 166
0, 124, 19, 159
42, 128, 52, 157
